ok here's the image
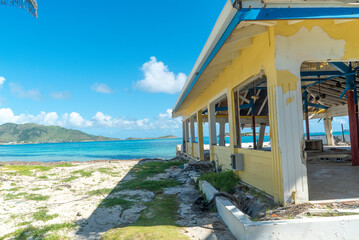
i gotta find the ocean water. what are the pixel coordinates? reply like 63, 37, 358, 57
0, 131, 348, 162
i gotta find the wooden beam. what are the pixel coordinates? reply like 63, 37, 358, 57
246, 21, 276, 26
226, 25, 267, 46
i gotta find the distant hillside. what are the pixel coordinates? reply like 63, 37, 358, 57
0, 123, 119, 144
125, 135, 178, 141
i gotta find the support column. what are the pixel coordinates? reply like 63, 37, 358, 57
268, 69, 308, 204
190, 116, 195, 143
197, 110, 204, 161
347, 90, 359, 166
234, 91, 242, 147
257, 124, 266, 149
324, 118, 334, 146
303, 91, 310, 140
250, 89, 257, 149
182, 121, 186, 153
185, 119, 189, 143
219, 120, 225, 146
208, 102, 217, 161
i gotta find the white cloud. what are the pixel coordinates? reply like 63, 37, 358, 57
91, 83, 114, 94
9, 82, 41, 101
135, 56, 187, 94
51, 91, 71, 100
0, 77, 5, 87
0, 108, 181, 130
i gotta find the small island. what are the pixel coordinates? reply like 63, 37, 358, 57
125, 135, 178, 141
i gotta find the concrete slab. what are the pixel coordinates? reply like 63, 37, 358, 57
308, 162, 359, 201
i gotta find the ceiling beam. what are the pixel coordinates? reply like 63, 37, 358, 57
225, 25, 267, 46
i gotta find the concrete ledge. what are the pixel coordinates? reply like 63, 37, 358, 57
198, 180, 359, 240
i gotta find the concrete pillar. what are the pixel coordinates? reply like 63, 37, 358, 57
197, 110, 204, 161
219, 120, 226, 146
185, 119, 189, 142
347, 90, 359, 166
190, 116, 195, 143
208, 102, 217, 161
257, 124, 266, 149
182, 121, 186, 153
208, 103, 217, 146
268, 69, 309, 204
324, 118, 334, 146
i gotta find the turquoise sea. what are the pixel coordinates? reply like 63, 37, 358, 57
0, 131, 348, 162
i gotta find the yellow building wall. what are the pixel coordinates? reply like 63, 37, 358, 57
234, 148, 274, 196
177, 19, 359, 203
186, 142, 192, 156
213, 146, 232, 170
193, 143, 199, 159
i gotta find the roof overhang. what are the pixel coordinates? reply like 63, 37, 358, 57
172, 0, 359, 117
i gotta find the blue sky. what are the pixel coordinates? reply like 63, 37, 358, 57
0, 0, 350, 138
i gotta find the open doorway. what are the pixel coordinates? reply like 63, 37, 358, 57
301, 61, 359, 200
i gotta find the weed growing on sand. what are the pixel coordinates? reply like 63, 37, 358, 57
117, 179, 180, 192
2, 164, 74, 177
71, 169, 94, 177
0, 223, 76, 240
10, 183, 16, 186
63, 175, 79, 182
100, 197, 133, 208
133, 161, 183, 179
4, 192, 28, 200
33, 208, 59, 222
199, 171, 240, 194
102, 194, 188, 240
4, 187, 23, 191
25, 193, 50, 201
87, 188, 113, 196
31, 187, 44, 191
38, 176, 48, 179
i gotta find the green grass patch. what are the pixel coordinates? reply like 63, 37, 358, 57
199, 171, 240, 194
0, 223, 76, 240
132, 161, 183, 179
3, 192, 28, 200
100, 197, 133, 208
118, 179, 180, 192
1, 164, 74, 177
31, 187, 44, 191
33, 209, 59, 222
63, 175, 80, 182
38, 176, 49, 179
4, 187, 23, 191
102, 194, 188, 240
25, 193, 50, 201
71, 169, 94, 177
87, 188, 113, 196
10, 182, 16, 186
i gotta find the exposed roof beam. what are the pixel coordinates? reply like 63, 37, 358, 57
246, 21, 276, 26
226, 25, 267, 46
329, 62, 350, 73
301, 71, 343, 77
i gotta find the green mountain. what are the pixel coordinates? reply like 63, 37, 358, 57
0, 123, 119, 144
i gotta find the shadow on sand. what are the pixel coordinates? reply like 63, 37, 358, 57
73, 158, 234, 240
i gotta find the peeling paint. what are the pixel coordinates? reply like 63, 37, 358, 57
286, 97, 294, 105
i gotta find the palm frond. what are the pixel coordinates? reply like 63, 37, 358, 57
0, 0, 38, 17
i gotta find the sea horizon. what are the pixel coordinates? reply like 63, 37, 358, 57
0, 131, 350, 163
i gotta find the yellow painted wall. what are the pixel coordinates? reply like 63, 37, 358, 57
186, 142, 192, 156
234, 148, 274, 196
213, 146, 232, 170
193, 143, 199, 159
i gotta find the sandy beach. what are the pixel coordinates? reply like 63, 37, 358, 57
0, 159, 234, 240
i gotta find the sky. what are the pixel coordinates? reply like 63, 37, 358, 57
0, 0, 350, 139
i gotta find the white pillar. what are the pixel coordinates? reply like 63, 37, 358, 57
208, 103, 217, 146
185, 119, 189, 142
182, 121, 186, 153
257, 124, 266, 149
219, 120, 226, 146
324, 118, 334, 146
190, 116, 195, 143
197, 110, 204, 160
